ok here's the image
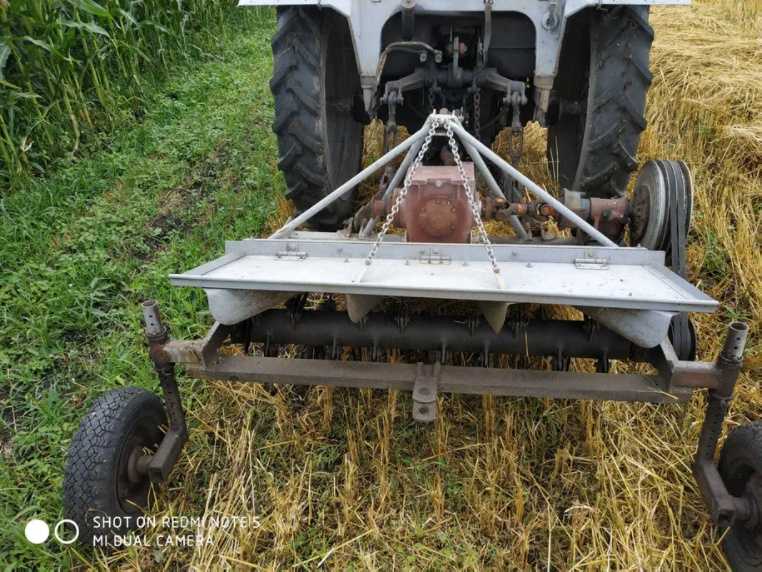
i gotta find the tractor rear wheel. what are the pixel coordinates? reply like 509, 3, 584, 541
270, 7, 364, 230
548, 6, 653, 198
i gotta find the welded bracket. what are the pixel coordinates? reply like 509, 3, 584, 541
412, 362, 441, 422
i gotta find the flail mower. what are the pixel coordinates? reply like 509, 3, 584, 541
64, 1, 758, 568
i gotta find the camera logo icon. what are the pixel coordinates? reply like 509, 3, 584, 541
25, 519, 79, 545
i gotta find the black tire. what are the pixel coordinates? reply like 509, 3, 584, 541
63, 387, 166, 546
548, 6, 653, 198
270, 7, 363, 230
719, 421, 762, 571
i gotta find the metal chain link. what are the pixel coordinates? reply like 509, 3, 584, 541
365, 118, 440, 266
445, 120, 501, 274
365, 114, 501, 276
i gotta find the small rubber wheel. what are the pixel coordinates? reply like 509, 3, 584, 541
63, 387, 166, 546
719, 421, 762, 571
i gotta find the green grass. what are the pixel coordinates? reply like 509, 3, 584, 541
0, 0, 239, 189
0, 12, 280, 568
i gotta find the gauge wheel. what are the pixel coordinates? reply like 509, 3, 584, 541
719, 421, 762, 572
63, 387, 166, 546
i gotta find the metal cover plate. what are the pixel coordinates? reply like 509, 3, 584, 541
169, 239, 718, 313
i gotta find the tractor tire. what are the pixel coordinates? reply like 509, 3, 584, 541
270, 7, 364, 230
548, 6, 653, 198
63, 387, 166, 546
718, 421, 762, 571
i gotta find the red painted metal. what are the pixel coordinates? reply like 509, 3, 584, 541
396, 163, 477, 243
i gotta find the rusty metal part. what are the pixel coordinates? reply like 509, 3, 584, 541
692, 322, 751, 527
141, 300, 189, 483
496, 201, 557, 219
494, 192, 629, 242
481, 196, 506, 219
562, 190, 629, 241
374, 164, 477, 243
184, 355, 693, 403
588, 196, 629, 241
412, 362, 440, 422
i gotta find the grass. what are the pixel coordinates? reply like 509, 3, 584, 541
1, 0, 760, 569
0, 10, 281, 567
0, 0, 238, 189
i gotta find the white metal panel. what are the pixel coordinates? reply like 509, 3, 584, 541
170, 239, 717, 313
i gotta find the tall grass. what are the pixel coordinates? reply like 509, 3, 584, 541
0, 0, 242, 189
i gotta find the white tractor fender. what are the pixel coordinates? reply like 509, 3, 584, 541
238, 0, 350, 17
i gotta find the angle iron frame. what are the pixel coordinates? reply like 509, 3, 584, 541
140, 299, 750, 531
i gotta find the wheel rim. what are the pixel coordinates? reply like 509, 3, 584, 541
115, 415, 164, 513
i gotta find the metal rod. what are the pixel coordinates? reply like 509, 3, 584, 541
460, 137, 529, 239
270, 124, 430, 238
141, 300, 188, 482
359, 217, 377, 239
187, 356, 691, 404
382, 125, 428, 200
446, 119, 617, 247
359, 121, 431, 239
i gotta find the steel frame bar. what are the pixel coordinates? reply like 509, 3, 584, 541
460, 136, 529, 239
446, 118, 618, 247
269, 112, 615, 245
185, 356, 693, 404
382, 128, 429, 201
160, 318, 744, 402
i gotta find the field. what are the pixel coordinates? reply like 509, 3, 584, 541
1, 0, 760, 569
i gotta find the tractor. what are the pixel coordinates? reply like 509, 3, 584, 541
63, 2, 760, 569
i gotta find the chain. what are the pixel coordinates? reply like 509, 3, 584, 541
364, 114, 501, 276
445, 120, 500, 274
473, 88, 481, 142
365, 118, 440, 266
